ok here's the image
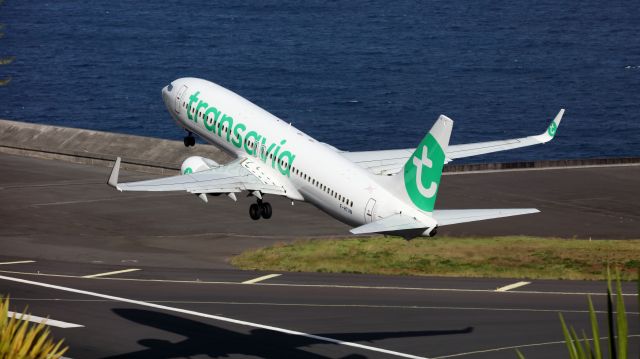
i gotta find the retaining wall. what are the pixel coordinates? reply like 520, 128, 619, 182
0, 119, 637, 173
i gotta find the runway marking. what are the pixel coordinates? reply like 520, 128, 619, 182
30, 193, 184, 207
82, 268, 140, 278
496, 281, 531, 292
0, 260, 35, 265
0, 269, 637, 297
7, 311, 84, 328
242, 273, 281, 284
0, 275, 428, 359
432, 334, 640, 358
9, 298, 638, 315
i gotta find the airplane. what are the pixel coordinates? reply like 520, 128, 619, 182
107, 77, 564, 239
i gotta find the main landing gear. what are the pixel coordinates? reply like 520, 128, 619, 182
249, 199, 272, 220
184, 132, 196, 147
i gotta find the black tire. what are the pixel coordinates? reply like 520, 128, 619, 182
261, 202, 272, 219
249, 203, 261, 220
188, 136, 196, 146
183, 137, 190, 147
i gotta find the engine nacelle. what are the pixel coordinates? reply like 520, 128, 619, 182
180, 156, 220, 175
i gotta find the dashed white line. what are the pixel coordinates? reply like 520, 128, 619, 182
496, 281, 531, 292
0, 269, 636, 297
0, 260, 35, 265
7, 311, 84, 328
242, 273, 281, 284
82, 268, 140, 278
0, 274, 428, 359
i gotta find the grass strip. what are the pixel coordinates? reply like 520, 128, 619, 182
231, 236, 640, 280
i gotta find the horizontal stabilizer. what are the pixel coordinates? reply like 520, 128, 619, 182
350, 214, 435, 239
433, 208, 539, 226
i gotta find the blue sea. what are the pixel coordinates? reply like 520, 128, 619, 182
1, 1, 639, 163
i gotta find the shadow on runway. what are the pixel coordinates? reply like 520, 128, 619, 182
104, 308, 473, 359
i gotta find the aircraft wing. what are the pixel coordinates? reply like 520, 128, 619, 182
107, 157, 286, 196
341, 109, 564, 175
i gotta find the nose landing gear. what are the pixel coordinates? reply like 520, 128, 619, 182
249, 199, 272, 220
184, 132, 196, 147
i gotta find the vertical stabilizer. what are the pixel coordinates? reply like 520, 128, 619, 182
388, 115, 453, 213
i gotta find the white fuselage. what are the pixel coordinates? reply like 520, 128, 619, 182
161, 78, 428, 227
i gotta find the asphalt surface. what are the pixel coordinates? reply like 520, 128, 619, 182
0, 153, 639, 358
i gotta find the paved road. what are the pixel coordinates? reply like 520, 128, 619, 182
0, 259, 638, 359
0, 154, 637, 271
0, 153, 639, 358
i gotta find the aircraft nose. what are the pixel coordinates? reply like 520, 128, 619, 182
162, 83, 173, 104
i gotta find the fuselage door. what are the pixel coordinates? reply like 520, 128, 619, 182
175, 85, 188, 114
364, 198, 377, 223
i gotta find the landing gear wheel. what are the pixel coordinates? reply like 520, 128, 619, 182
184, 133, 196, 147
249, 203, 261, 220
260, 202, 272, 219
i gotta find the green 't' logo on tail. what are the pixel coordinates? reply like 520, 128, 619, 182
403, 133, 445, 212
547, 121, 558, 137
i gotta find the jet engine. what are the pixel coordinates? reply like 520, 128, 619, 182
180, 156, 220, 175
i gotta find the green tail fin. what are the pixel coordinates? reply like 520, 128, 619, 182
401, 115, 453, 212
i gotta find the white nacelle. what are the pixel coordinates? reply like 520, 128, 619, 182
180, 156, 220, 175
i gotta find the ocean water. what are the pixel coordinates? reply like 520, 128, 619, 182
1, 1, 639, 163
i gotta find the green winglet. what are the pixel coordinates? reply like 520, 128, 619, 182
547, 109, 564, 139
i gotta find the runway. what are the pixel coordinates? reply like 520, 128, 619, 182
0, 153, 639, 358
1, 258, 638, 359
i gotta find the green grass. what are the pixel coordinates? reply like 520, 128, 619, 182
231, 236, 640, 280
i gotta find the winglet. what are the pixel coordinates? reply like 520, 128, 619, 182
534, 109, 564, 143
107, 157, 121, 190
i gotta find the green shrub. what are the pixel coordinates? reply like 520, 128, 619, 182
0, 297, 68, 359
517, 268, 637, 359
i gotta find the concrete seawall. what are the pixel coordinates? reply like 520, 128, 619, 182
0, 119, 232, 174
1, 119, 638, 173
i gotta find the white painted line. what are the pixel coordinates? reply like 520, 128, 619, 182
0, 269, 636, 297
82, 268, 140, 278
432, 334, 640, 358
7, 311, 84, 328
12, 298, 635, 315
30, 193, 185, 207
0, 260, 35, 265
242, 273, 281, 284
496, 281, 531, 292
0, 274, 428, 359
